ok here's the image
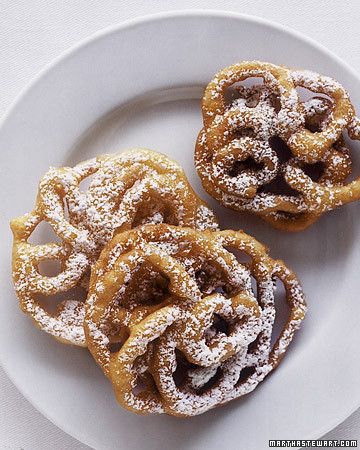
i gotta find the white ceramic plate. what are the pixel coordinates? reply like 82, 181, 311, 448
1, 11, 359, 450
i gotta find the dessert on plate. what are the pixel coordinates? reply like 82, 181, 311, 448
11, 63, 314, 415
195, 60, 360, 231
85, 223, 305, 416
10, 149, 219, 346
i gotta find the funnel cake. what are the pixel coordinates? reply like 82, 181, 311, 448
11, 149, 219, 346
85, 224, 306, 416
195, 61, 360, 231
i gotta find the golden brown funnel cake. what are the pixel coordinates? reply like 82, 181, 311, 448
85, 224, 306, 416
11, 149, 219, 346
195, 61, 360, 231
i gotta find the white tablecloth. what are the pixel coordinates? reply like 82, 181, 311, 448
1, 1, 359, 448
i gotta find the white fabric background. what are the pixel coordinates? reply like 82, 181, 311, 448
1, 1, 359, 448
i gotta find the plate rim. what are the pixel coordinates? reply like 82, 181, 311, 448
1, 9, 359, 448
2, 8, 360, 133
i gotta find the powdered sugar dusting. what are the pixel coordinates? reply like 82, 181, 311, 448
85, 224, 306, 416
11, 149, 219, 345
195, 61, 360, 231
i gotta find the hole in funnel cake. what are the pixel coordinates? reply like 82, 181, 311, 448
172, 351, 225, 394
195, 273, 225, 295
271, 95, 281, 113
302, 96, 332, 133
37, 259, 62, 277
193, 263, 232, 295
162, 205, 180, 225
247, 335, 261, 354
131, 203, 179, 228
78, 172, 96, 192
132, 373, 157, 395
303, 161, 325, 182
132, 377, 147, 394
269, 136, 293, 164
251, 275, 258, 302
214, 286, 225, 294
173, 349, 195, 387
205, 314, 230, 339
232, 127, 256, 139
270, 277, 292, 348
33, 286, 87, 316
107, 326, 129, 354
224, 247, 252, 267
259, 174, 301, 197
305, 113, 327, 133
62, 197, 70, 221
109, 341, 124, 353
228, 158, 265, 178
225, 78, 283, 114
258, 137, 301, 196
195, 367, 223, 395
195, 269, 214, 292
224, 78, 264, 107
28, 221, 62, 245
236, 366, 256, 385
296, 86, 332, 103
